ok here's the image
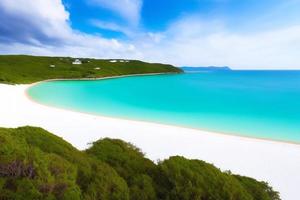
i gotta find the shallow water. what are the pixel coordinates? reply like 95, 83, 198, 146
28, 71, 300, 143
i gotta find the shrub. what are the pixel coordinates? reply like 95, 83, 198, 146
0, 127, 280, 200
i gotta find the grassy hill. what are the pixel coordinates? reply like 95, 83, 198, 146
0, 126, 280, 200
0, 55, 182, 84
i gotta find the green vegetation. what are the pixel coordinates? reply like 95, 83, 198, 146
0, 55, 182, 84
0, 126, 280, 200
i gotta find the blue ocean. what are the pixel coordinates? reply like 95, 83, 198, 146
27, 70, 300, 143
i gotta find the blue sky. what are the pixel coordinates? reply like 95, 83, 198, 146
1, 0, 300, 69
65, 0, 300, 37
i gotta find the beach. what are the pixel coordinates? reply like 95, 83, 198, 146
0, 83, 300, 200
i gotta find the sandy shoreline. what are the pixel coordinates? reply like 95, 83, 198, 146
1, 83, 300, 200
24, 72, 181, 86
26, 78, 300, 147
26, 82, 300, 147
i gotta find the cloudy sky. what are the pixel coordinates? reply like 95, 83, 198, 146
0, 0, 300, 69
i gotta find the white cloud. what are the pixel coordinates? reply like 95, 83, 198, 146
89, 0, 142, 26
0, 0, 71, 43
133, 15, 300, 69
90, 19, 134, 36
0, 36, 140, 59
0, 0, 140, 59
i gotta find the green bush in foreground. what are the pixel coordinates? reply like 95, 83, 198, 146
0, 127, 128, 200
0, 126, 280, 200
86, 139, 157, 200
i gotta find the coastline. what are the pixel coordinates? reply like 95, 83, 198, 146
25, 72, 181, 86
26, 83, 300, 146
0, 77, 300, 199
26, 73, 300, 146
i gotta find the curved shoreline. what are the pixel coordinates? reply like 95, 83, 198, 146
25, 74, 300, 146
27, 93, 300, 146
26, 72, 181, 86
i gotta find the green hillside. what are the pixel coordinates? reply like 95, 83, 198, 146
0, 55, 182, 84
0, 126, 280, 200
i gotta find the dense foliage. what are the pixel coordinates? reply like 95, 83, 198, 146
86, 139, 157, 200
0, 127, 129, 200
0, 126, 280, 200
0, 55, 182, 84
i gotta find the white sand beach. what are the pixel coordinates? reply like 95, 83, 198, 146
0, 83, 299, 200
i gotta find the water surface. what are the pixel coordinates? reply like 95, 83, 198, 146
28, 71, 300, 143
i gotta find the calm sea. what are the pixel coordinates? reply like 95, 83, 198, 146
28, 71, 300, 143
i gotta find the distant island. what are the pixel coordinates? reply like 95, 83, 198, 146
181, 66, 231, 72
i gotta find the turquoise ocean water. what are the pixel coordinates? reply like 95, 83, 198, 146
28, 71, 300, 143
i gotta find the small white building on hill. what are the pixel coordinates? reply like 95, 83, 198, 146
72, 59, 82, 65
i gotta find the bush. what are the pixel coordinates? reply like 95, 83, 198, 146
0, 127, 280, 200
154, 156, 254, 200
0, 127, 129, 200
86, 138, 157, 200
